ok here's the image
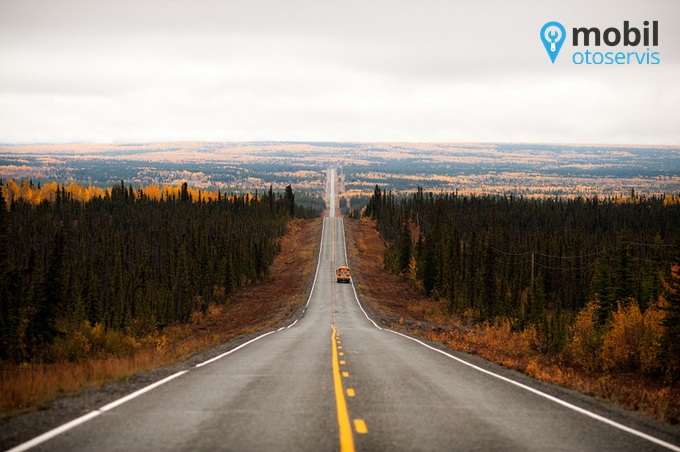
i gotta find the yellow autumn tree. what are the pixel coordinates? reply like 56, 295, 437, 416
600, 300, 666, 373
566, 300, 602, 371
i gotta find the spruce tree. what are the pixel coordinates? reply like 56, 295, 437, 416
399, 215, 412, 273
661, 245, 680, 382
0, 186, 11, 360
284, 184, 295, 217
27, 227, 66, 356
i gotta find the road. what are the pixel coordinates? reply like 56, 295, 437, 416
11, 169, 680, 451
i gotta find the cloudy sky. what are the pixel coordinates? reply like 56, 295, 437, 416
1, 0, 678, 145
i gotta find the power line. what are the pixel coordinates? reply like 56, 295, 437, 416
491, 246, 610, 260
491, 240, 675, 262
628, 242, 675, 248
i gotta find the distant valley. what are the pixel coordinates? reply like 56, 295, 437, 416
1, 142, 678, 199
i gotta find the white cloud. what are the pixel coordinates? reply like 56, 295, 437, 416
1, 0, 679, 144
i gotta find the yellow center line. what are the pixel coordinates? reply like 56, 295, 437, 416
332, 325, 355, 452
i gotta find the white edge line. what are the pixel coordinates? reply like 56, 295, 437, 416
339, 217, 382, 331
388, 329, 680, 452
350, 280, 381, 330
7, 411, 102, 452
99, 370, 188, 412
195, 331, 275, 368
305, 217, 326, 309
7, 370, 189, 452
287, 318, 298, 329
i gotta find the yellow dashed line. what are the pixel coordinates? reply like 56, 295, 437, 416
342, 371, 349, 377
331, 326, 355, 452
354, 419, 368, 434
340, 360, 346, 365
347, 388, 356, 397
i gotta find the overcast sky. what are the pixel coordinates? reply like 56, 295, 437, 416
1, 0, 678, 145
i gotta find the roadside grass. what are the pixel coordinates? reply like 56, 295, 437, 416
0, 218, 321, 416
345, 217, 679, 424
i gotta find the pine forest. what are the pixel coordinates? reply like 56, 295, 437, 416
0, 180, 319, 363
365, 186, 680, 379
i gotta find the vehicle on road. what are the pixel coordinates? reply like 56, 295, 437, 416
336, 266, 351, 283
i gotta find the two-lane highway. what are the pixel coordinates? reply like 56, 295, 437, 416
11, 169, 680, 451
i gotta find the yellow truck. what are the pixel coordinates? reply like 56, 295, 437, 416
336, 266, 351, 283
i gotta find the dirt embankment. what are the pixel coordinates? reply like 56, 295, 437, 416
215, 217, 322, 333
345, 218, 442, 323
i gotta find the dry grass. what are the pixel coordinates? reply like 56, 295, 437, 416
345, 217, 680, 424
0, 218, 321, 415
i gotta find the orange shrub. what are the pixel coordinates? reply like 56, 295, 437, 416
566, 301, 602, 371
601, 300, 643, 371
600, 300, 666, 373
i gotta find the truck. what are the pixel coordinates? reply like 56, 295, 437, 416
336, 266, 351, 283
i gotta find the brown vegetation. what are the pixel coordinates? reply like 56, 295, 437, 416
345, 217, 679, 424
0, 217, 321, 416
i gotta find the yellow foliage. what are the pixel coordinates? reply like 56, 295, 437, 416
639, 301, 666, 373
566, 300, 601, 371
190, 310, 204, 325
142, 184, 163, 201
663, 194, 680, 205
601, 301, 643, 370
207, 304, 222, 318
600, 300, 666, 373
1, 179, 222, 205
155, 335, 168, 354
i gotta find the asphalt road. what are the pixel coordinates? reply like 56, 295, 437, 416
10, 171, 680, 452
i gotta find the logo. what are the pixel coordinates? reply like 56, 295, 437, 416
540, 20, 660, 65
540, 21, 566, 63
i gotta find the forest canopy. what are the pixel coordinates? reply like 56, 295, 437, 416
0, 180, 321, 363
365, 186, 680, 376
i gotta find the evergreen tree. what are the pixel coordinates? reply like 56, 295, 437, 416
420, 235, 437, 297
660, 246, 680, 382
284, 184, 295, 217
27, 227, 67, 354
268, 185, 274, 214
398, 214, 412, 273
0, 186, 11, 359
364, 187, 679, 353
0, 186, 7, 269
481, 242, 497, 320
0, 180, 318, 363
181, 182, 190, 202
592, 257, 615, 324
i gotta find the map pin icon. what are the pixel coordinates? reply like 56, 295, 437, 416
540, 21, 566, 63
